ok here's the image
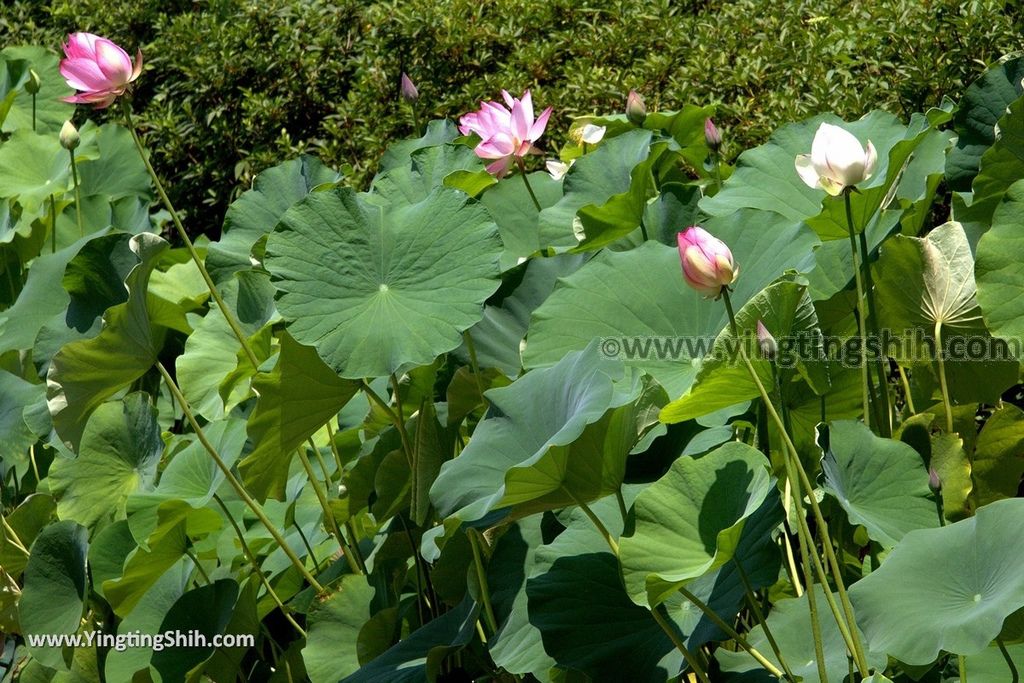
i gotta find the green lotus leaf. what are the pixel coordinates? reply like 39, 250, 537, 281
304, 573, 375, 683
525, 212, 817, 399
818, 420, 939, 547
48, 393, 162, 531
18, 520, 89, 670
850, 497, 1024, 665
618, 441, 774, 607
267, 185, 501, 378
430, 344, 640, 523
47, 232, 168, 449
208, 154, 341, 284
946, 56, 1024, 190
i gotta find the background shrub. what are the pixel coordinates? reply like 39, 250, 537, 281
2, 0, 1021, 236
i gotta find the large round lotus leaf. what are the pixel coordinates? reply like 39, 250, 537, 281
818, 420, 939, 547
849, 497, 1024, 665
18, 520, 89, 670
618, 441, 774, 607
266, 186, 502, 378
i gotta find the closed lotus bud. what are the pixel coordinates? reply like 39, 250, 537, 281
676, 226, 738, 299
757, 320, 777, 359
626, 89, 646, 126
25, 69, 41, 95
400, 72, 418, 103
59, 120, 80, 150
928, 467, 941, 493
705, 118, 722, 152
795, 122, 878, 196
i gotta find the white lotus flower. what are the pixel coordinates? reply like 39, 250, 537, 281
546, 159, 574, 180
580, 123, 606, 145
795, 122, 878, 196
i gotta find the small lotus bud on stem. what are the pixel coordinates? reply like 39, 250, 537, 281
400, 72, 419, 104
676, 226, 738, 299
928, 467, 942, 493
756, 320, 777, 360
705, 118, 722, 152
25, 69, 41, 95
60, 120, 80, 150
626, 89, 646, 126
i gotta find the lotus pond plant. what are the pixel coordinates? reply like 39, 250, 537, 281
0, 27, 1023, 683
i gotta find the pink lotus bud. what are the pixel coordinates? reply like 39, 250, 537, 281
705, 118, 722, 152
400, 72, 419, 103
25, 69, 41, 95
757, 320, 777, 359
60, 32, 143, 109
928, 467, 941, 493
676, 226, 738, 299
795, 122, 877, 196
626, 90, 646, 126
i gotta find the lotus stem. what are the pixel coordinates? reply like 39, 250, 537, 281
934, 321, 954, 433
155, 362, 324, 592
68, 148, 84, 237
468, 528, 499, 634
858, 230, 892, 435
516, 158, 543, 212
844, 190, 871, 427
297, 442, 362, 575
212, 493, 307, 637
122, 101, 261, 371
650, 606, 711, 683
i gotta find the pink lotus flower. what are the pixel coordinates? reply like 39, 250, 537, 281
459, 90, 552, 178
677, 226, 738, 299
60, 32, 143, 109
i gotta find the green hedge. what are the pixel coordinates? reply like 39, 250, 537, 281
2, 0, 1021, 235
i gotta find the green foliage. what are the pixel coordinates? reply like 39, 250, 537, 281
5, 9, 1024, 682
1, 0, 1020, 234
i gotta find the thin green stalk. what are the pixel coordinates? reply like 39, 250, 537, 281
844, 191, 871, 425
345, 520, 367, 574
721, 289, 869, 674
561, 486, 618, 555
516, 157, 543, 212
898, 365, 916, 414
997, 637, 1019, 683
184, 548, 211, 585
296, 443, 362, 575
212, 494, 307, 637
566, 478, 781, 679
0, 515, 30, 557
122, 101, 260, 371
639, 218, 649, 242
69, 148, 84, 237
959, 654, 968, 683
362, 379, 414, 467
462, 330, 487, 406
307, 437, 333, 489
858, 230, 892, 436
31, 93, 36, 131
49, 194, 56, 254
934, 321, 954, 433
467, 528, 499, 634
794, 507, 830, 683
293, 521, 323, 574
650, 606, 711, 683
155, 362, 324, 592
676, 585, 786, 679
734, 559, 797, 682
324, 421, 345, 474
614, 488, 629, 527
712, 152, 723, 194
